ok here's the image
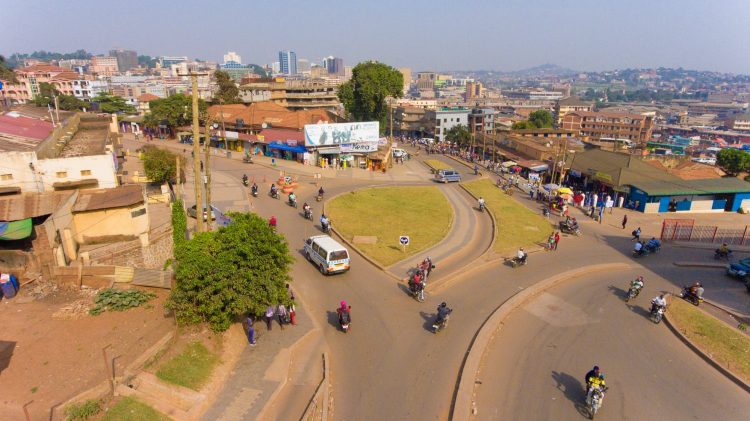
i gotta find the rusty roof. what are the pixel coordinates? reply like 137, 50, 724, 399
72, 185, 144, 212
0, 191, 74, 221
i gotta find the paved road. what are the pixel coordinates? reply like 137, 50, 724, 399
473, 268, 750, 421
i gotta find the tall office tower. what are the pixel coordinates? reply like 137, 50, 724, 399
278, 50, 297, 75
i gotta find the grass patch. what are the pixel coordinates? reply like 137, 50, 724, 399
424, 159, 453, 172
668, 298, 750, 382
326, 186, 453, 266
155, 342, 219, 390
102, 397, 168, 421
65, 399, 101, 420
463, 179, 552, 254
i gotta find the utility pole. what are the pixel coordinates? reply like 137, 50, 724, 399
219, 98, 228, 152
175, 155, 181, 199
54, 95, 60, 125
389, 100, 394, 141
204, 117, 212, 231
191, 73, 203, 233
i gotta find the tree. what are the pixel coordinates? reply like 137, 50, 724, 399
338, 62, 403, 133
445, 125, 472, 148
512, 121, 535, 130
0, 55, 17, 82
144, 94, 207, 129
213, 70, 240, 104
58, 94, 86, 111
92, 93, 136, 114
142, 146, 184, 184
528, 110, 554, 128
167, 212, 294, 332
716, 148, 750, 177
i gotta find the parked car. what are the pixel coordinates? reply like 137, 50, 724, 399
434, 169, 461, 183
187, 205, 217, 221
392, 148, 407, 158
726, 258, 750, 282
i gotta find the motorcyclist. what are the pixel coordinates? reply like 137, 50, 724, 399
473, 164, 479, 175
631, 276, 645, 292
251, 182, 258, 196
516, 247, 527, 264
242, 174, 248, 185
688, 282, 704, 299
651, 293, 667, 313
478, 197, 486, 211
320, 214, 330, 231
288, 191, 297, 205
569, 217, 579, 230
422, 257, 434, 278
646, 237, 661, 252
436, 302, 452, 325
716, 243, 732, 258
337, 300, 351, 325
318, 186, 325, 197
268, 215, 277, 228
409, 270, 424, 293
584, 366, 606, 400
633, 241, 644, 255
270, 183, 278, 197
303, 202, 311, 217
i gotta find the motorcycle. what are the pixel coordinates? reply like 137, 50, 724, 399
679, 287, 703, 306
270, 190, 280, 199
586, 386, 608, 419
632, 248, 649, 258
479, 202, 485, 212
408, 280, 426, 302
242, 178, 249, 187
644, 243, 661, 254
316, 194, 324, 202
303, 208, 313, 220
650, 304, 666, 324
251, 189, 258, 198
339, 310, 351, 333
432, 312, 452, 333
322, 220, 332, 234
559, 221, 581, 236
508, 256, 527, 268
625, 286, 641, 302
542, 207, 550, 217
714, 249, 733, 261
242, 156, 253, 164
288, 197, 298, 208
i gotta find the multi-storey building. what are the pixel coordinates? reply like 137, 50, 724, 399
72, 80, 109, 100
416, 72, 437, 90
426, 107, 470, 142
398, 68, 411, 95
686, 102, 748, 119
561, 111, 654, 143
278, 51, 297, 75
223, 51, 242, 65
323, 56, 344, 76
109, 49, 138, 72
160, 56, 188, 68
0, 64, 79, 104
555, 96, 593, 124
725, 114, 750, 132
465, 82, 484, 101
238, 77, 340, 111
90, 56, 119, 76
468, 108, 497, 135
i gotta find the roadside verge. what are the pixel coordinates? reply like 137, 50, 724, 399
450, 262, 633, 421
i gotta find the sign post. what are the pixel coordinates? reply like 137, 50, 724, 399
399, 235, 410, 253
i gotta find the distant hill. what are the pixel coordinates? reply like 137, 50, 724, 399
505, 63, 578, 77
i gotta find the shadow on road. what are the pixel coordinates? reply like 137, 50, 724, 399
550, 371, 589, 418
626, 303, 651, 319
419, 310, 436, 332
607, 284, 628, 300
326, 310, 341, 331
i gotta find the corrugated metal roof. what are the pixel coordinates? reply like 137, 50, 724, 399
0, 191, 74, 221
631, 177, 750, 196
72, 184, 144, 212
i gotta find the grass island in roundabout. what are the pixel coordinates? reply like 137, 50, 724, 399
325, 186, 453, 266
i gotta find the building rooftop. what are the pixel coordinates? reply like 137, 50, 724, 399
0, 113, 54, 152
72, 185, 144, 212
137, 93, 161, 103
570, 111, 650, 120
558, 97, 592, 107
207, 103, 338, 131
0, 191, 74, 221
631, 177, 750, 196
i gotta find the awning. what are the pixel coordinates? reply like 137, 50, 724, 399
543, 183, 560, 191
0, 187, 21, 195
0, 218, 32, 240
268, 142, 306, 154
517, 160, 549, 172
52, 179, 99, 189
502, 161, 517, 168
317, 147, 340, 155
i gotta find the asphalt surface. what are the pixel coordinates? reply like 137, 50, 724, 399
473, 268, 750, 421
130, 138, 750, 420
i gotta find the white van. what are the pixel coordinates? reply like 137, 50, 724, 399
392, 148, 407, 158
304, 235, 350, 275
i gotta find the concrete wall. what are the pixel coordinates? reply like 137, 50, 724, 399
36, 154, 118, 190
0, 151, 39, 192
72, 204, 149, 244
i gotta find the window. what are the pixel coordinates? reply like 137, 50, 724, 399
56, 171, 68, 178
80, 170, 92, 176
0, 174, 12, 181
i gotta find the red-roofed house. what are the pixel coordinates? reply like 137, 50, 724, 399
0, 64, 81, 104
136, 93, 161, 114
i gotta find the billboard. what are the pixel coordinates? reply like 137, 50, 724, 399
304, 122, 379, 147
340, 142, 378, 153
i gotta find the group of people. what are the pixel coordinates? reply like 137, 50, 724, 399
246, 284, 297, 346
262, 185, 326, 230
408, 257, 434, 294
633, 237, 662, 256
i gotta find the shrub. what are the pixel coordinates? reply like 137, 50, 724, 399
90, 288, 157, 315
65, 399, 101, 420
172, 199, 187, 248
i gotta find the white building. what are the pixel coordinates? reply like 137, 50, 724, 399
0, 151, 118, 193
223, 51, 242, 64
427, 107, 470, 142
72, 80, 110, 100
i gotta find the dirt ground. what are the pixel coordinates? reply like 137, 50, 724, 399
0, 284, 174, 420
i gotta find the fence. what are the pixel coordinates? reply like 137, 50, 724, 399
53, 265, 173, 289
660, 219, 750, 245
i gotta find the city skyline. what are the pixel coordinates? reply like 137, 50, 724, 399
1, 0, 750, 74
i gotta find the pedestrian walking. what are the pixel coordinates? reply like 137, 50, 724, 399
529, 190, 534, 200
246, 315, 256, 346
548, 233, 556, 250
264, 305, 275, 331
621, 214, 628, 229
277, 304, 288, 330
554, 232, 561, 251
289, 300, 297, 326
632, 227, 641, 241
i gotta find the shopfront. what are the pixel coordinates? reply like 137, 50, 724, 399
267, 141, 306, 162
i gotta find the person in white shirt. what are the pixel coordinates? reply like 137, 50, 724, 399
651, 294, 667, 313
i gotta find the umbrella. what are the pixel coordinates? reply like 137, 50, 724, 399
543, 183, 560, 191
559, 193, 572, 200
556, 187, 573, 195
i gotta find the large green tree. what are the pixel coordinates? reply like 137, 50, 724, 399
716, 148, 750, 177
445, 124, 472, 148
167, 212, 294, 332
30, 82, 86, 111
528, 110, 554, 128
213, 70, 240, 104
338, 62, 404, 133
0, 55, 17, 82
144, 94, 207, 129
141, 146, 184, 184
92, 93, 136, 114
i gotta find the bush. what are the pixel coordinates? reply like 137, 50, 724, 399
166, 212, 293, 332
172, 199, 187, 248
142, 146, 184, 184
65, 399, 101, 420
89, 288, 157, 315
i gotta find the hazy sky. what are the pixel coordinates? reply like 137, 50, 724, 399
2, 0, 750, 74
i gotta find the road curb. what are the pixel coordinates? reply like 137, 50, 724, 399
673, 261, 727, 268
450, 262, 633, 421
458, 183, 498, 255
663, 300, 750, 394
672, 241, 750, 253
